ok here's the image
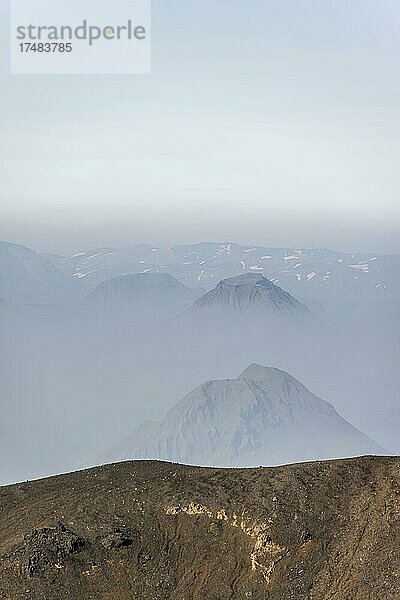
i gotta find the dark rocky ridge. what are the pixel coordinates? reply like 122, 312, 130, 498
0, 456, 399, 599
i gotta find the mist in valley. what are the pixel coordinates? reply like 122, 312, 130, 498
1, 242, 398, 485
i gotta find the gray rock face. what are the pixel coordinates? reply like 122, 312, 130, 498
101, 364, 386, 468
192, 273, 311, 320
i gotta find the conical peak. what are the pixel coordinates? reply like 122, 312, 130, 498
239, 363, 287, 381
219, 273, 273, 287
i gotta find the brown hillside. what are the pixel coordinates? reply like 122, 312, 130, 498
0, 456, 399, 599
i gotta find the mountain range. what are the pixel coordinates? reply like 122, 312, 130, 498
0, 242, 312, 327
2, 240, 399, 310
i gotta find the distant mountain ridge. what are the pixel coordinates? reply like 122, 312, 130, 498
2, 240, 399, 308
44, 241, 400, 305
99, 364, 385, 468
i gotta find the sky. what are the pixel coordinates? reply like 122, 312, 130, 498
0, 0, 399, 254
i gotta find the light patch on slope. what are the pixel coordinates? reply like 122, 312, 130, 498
73, 270, 96, 278
85, 252, 107, 260
165, 503, 286, 584
349, 264, 369, 273
249, 265, 263, 271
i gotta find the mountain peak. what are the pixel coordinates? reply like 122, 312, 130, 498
218, 273, 272, 287
192, 273, 311, 320
81, 271, 201, 319
239, 363, 284, 381
100, 365, 386, 468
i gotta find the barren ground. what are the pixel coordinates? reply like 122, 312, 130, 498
1, 456, 399, 599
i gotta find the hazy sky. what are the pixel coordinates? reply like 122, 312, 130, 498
0, 0, 399, 254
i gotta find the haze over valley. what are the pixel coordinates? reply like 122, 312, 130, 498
0, 238, 398, 485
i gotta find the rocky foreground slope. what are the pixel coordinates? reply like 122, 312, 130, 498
1, 456, 399, 599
